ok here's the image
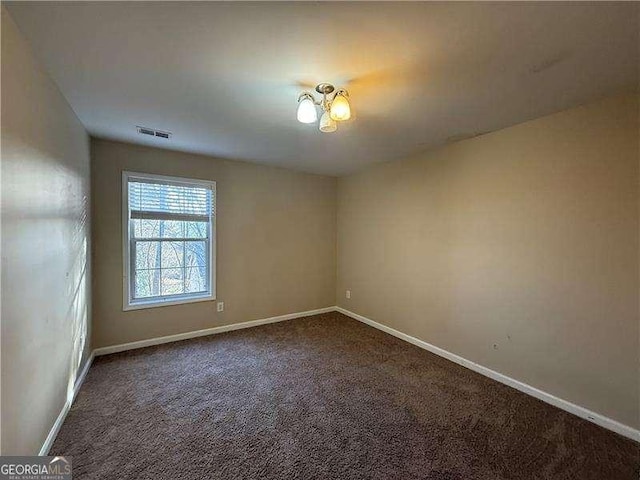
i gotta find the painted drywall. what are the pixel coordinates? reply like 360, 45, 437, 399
91, 139, 336, 348
336, 93, 639, 429
1, 7, 92, 454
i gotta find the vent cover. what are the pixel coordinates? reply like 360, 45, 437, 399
136, 126, 172, 139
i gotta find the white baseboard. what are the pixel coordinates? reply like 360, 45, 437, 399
39, 352, 94, 456
40, 305, 637, 457
336, 306, 639, 443
93, 306, 335, 356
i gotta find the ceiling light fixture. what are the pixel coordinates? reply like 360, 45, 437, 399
297, 83, 351, 133
296, 93, 317, 124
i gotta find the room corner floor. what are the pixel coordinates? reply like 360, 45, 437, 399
51, 312, 638, 479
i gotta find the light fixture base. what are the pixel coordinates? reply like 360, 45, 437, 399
315, 83, 335, 95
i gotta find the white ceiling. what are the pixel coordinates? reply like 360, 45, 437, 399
6, 2, 639, 176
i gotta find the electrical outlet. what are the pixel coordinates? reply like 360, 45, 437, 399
217, 301, 224, 312
346, 290, 351, 299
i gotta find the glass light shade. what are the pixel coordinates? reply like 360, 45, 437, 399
330, 93, 351, 121
297, 97, 317, 124
319, 111, 337, 133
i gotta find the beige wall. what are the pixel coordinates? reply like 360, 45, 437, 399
91, 139, 336, 347
337, 93, 639, 429
1, 7, 92, 454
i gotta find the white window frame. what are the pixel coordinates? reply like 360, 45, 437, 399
122, 171, 216, 311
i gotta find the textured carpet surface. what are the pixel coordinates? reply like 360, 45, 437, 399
52, 312, 638, 479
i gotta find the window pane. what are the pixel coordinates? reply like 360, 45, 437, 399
161, 268, 184, 296
162, 220, 184, 238
132, 219, 158, 238
135, 241, 160, 270
185, 221, 208, 239
185, 266, 207, 294
161, 241, 184, 268
134, 269, 160, 298
132, 219, 186, 239
185, 241, 206, 267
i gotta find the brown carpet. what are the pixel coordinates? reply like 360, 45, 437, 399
51, 312, 638, 479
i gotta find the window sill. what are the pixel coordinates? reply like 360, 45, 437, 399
124, 293, 215, 311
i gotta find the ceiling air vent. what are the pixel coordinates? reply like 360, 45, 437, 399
136, 126, 172, 139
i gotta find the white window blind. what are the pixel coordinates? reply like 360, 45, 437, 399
128, 180, 212, 222
123, 172, 216, 310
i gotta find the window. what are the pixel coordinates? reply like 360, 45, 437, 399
122, 171, 215, 310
